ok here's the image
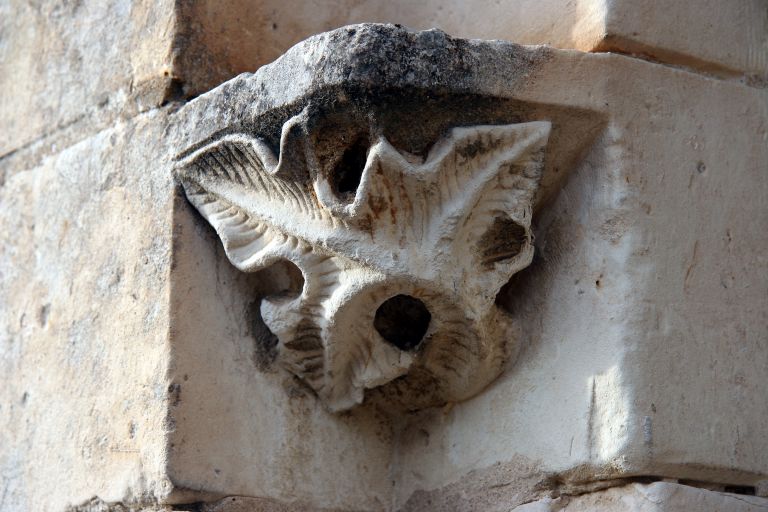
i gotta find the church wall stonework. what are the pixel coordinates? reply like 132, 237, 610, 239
0, 4, 766, 512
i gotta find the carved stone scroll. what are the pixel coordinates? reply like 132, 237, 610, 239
175, 24, 552, 411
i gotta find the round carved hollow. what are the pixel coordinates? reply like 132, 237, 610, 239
374, 295, 431, 351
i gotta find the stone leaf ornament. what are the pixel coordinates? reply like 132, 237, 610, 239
177, 114, 550, 411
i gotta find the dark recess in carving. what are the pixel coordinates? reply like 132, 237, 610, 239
481, 216, 528, 266
332, 136, 369, 199
249, 260, 305, 369
374, 295, 431, 351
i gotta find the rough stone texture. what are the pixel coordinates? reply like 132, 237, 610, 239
1, 12, 766, 512
0, 109, 176, 510
176, 0, 767, 97
390, 29, 768, 508
0, 0, 177, 159
176, 119, 550, 412
513, 482, 768, 511
173, 0, 603, 96
160, 25, 598, 508
159, 24, 768, 510
3, 0, 762, 170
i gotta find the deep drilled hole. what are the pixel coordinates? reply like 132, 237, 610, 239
374, 295, 431, 351
480, 216, 528, 266
332, 137, 368, 198
272, 259, 305, 299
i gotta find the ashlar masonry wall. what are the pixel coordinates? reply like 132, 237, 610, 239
0, 2, 766, 512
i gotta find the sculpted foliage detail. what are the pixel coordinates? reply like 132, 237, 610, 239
177, 114, 550, 411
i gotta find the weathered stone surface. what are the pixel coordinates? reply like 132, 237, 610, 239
1, 18, 766, 512
513, 482, 768, 511
163, 24, 768, 509
176, 118, 550, 411
389, 27, 768, 509
175, 0, 767, 97
3, 0, 762, 181
172, 0, 601, 96
0, 0, 176, 159
0, 109, 176, 510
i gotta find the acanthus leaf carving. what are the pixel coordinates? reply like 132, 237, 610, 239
176, 113, 550, 412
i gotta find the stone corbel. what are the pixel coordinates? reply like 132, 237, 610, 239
175, 24, 553, 412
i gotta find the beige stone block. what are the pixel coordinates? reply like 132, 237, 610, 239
0, 0, 176, 156
0, 109, 176, 510
3, 0, 761, 174
1, 22, 766, 512
393, 37, 768, 510
596, 0, 768, 79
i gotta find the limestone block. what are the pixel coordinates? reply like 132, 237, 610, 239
3, 0, 761, 174
391, 27, 768, 509
0, 109, 176, 511
0, 0, 176, 157
596, 0, 768, 79
513, 482, 768, 511
162, 24, 606, 507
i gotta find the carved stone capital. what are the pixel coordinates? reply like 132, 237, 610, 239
175, 24, 552, 411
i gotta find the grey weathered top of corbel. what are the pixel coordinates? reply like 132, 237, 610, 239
174, 23, 554, 156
